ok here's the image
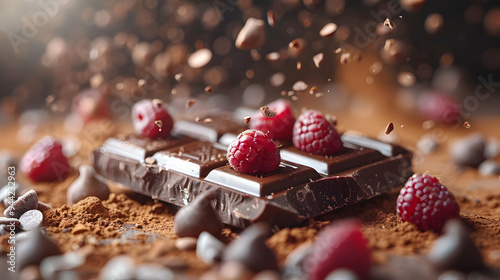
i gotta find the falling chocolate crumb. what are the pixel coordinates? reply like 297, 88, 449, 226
463, 121, 471, 129
137, 79, 146, 87
315, 93, 323, 98
384, 18, 394, 29
334, 48, 342, 54
243, 116, 251, 124
340, 53, 351, 64
280, 91, 286, 96
384, 39, 395, 51
195, 117, 201, 122
291, 96, 298, 101
397, 72, 416, 87
188, 48, 212, 69
266, 52, 280, 61
155, 120, 163, 128
45, 95, 55, 105
186, 99, 197, 108
326, 115, 337, 126
205, 86, 213, 94
267, 11, 276, 27
260, 106, 277, 118
145, 157, 156, 165
289, 39, 300, 49
152, 99, 163, 107
309, 86, 317, 94
401, 125, 405, 128
175, 73, 183, 82
292, 81, 308, 91
171, 89, 177, 95
235, 18, 266, 50
385, 122, 394, 135
296, 61, 302, 70
319, 23, 338, 38
203, 118, 213, 124
287, 91, 295, 96
313, 53, 324, 68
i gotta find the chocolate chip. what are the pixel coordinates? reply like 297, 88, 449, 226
313, 53, 324, 68
173, 191, 222, 238
4, 190, 38, 218
449, 133, 486, 168
293, 81, 308, 92
267, 11, 276, 27
188, 48, 213, 69
222, 223, 278, 273
478, 160, 500, 176
18, 228, 62, 270
37, 201, 52, 212
99, 255, 136, 280
320, 23, 338, 38
0, 217, 20, 228
175, 237, 197, 251
325, 269, 360, 280
235, 18, 266, 50
19, 210, 44, 231
197, 231, 225, 265
427, 219, 486, 272
67, 165, 110, 206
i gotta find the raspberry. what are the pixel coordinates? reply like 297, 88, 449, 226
72, 89, 109, 124
304, 219, 371, 280
249, 99, 295, 141
397, 174, 460, 232
132, 99, 173, 139
227, 129, 280, 175
20, 137, 72, 182
418, 92, 460, 124
292, 110, 343, 155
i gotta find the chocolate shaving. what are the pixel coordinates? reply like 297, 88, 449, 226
383, 18, 394, 30
267, 11, 276, 27
243, 116, 251, 124
260, 106, 277, 118
385, 122, 394, 135
313, 53, 324, 68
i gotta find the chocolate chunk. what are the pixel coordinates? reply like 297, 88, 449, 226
99, 255, 136, 280
0, 217, 20, 228
235, 18, 266, 50
450, 133, 486, 167
174, 191, 223, 238
478, 160, 500, 176
67, 165, 110, 205
427, 219, 486, 272
222, 223, 278, 273
19, 210, 44, 231
4, 190, 38, 218
18, 228, 62, 270
197, 231, 225, 265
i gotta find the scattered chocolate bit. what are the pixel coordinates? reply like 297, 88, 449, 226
397, 72, 416, 87
174, 73, 183, 82
197, 232, 225, 265
309, 86, 318, 94
155, 120, 163, 129
417, 134, 439, 154
186, 99, 197, 108
235, 18, 266, 50
449, 133, 486, 167
176, 237, 198, 251
260, 106, 277, 118
334, 48, 342, 54
145, 157, 157, 165
18, 227, 62, 270
152, 99, 163, 107
399, 0, 427, 12
203, 118, 213, 124
4, 190, 38, 218
296, 61, 303, 70
173, 191, 222, 238
313, 53, 324, 68
266, 52, 280, 61
205, 86, 213, 94
293, 81, 308, 92
320, 23, 338, 38
137, 79, 146, 87
289, 39, 301, 49
463, 122, 471, 129
267, 11, 276, 27
478, 160, 500, 176
195, 117, 201, 122
369, 61, 383, 75
340, 53, 351, 64
188, 48, 212, 69
71, 223, 89, 235
243, 116, 251, 124
67, 165, 110, 206
385, 122, 394, 135
222, 223, 277, 273
0, 217, 20, 228
425, 13, 444, 35
19, 209, 44, 231
384, 18, 394, 30
427, 219, 486, 272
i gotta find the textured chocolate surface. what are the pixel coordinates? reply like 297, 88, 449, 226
92, 118, 413, 228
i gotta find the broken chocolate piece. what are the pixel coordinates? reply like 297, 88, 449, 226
4, 190, 38, 218
92, 121, 412, 228
174, 191, 223, 238
67, 165, 110, 205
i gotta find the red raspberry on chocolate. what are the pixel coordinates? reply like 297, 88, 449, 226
227, 129, 280, 175
132, 99, 173, 139
20, 137, 72, 182
249, 99, 295, 141
418, 92, 460, 124
293, 110, 343, 155
397, 174, 460, 232
304, 219, 371, 280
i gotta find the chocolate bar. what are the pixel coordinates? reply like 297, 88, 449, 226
92, 117, 412, 228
